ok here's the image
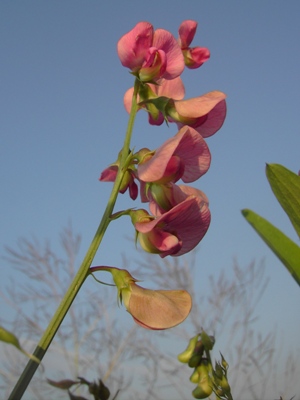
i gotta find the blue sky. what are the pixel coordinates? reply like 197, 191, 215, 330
1, 1, 300, 397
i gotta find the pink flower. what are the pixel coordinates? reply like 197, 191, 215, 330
124, 80, 226, 137
90, 266, 192, 330
100, 165, 138, 200
130, 189, 210, 258
117, 22, 184, 82
178, 20, 210, 69
138, 126, 211, 184
148, 183, 209, 217
124, 77, 185, 125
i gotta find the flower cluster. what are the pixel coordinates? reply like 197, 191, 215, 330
178, 331, 232, 399
100, 20, 226, 259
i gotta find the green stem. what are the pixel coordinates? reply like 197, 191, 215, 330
9, 78, 140, 400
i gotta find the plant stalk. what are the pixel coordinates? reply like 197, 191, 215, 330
8, 79, 140, 400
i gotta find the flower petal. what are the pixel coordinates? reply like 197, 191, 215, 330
178, 20, 198, 48
183, 46, 210, 69
135, 195, 211, 257
117, 22, 153, 71
174, 91, 226, 118
151, 77, 185, 99
153, 29, 185, 80
193, 99, 227, 138
99, 165, 118, 182
128, 284, 192, 329
138, 126, 211, 183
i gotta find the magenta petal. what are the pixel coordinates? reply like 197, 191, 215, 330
148, 111, 165, 126
117, 22, 153, 71
99, 166, 118, 182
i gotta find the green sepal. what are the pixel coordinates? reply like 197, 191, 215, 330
139, 96, 171, 123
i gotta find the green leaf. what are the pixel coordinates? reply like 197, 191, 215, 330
0, 325, 41, 364
266, 164, 300, 238
242, 209, 300, 286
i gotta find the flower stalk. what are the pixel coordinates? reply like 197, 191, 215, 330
8, 79, 140, 400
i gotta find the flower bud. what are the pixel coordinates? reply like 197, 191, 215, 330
192, 360, 213, 399
220, 352, 229, 370
200, 331, 215, 351
177, 334, 199, 363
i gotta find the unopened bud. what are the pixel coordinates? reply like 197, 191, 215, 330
192, 360, 213, 398
178, 334, 199, 364
220, 352, 228, 370
214, 362, 223, 380
200, 331, 215, 351
192, 384, 212, 399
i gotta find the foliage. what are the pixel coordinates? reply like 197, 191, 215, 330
242, 164, 300, 286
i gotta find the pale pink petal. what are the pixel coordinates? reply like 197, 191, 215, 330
177, 99, 227, 138
153, 29, 184, 80
178, 20, 198, 48
124, 87, 135, 113
174, 91, 227, 118
117, 22, 153, 71
151, 77, 185, 99
128, 285, 192, 329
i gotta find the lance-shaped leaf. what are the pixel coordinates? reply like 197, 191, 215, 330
242, 209, 300, 286
0, 326, 41, 364
266, 163, 300, 238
